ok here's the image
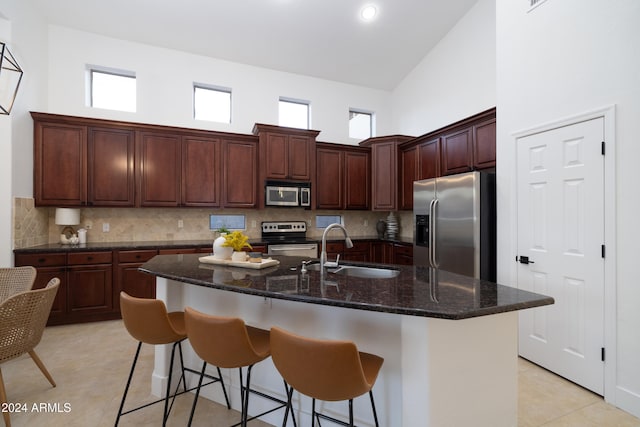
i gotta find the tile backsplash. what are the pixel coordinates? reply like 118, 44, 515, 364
13, 198, 415, 249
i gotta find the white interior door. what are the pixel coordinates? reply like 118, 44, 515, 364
516, 117, 605, 394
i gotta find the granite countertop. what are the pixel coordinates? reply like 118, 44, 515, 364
139, 254, 553, 320
13, 236, 413, 253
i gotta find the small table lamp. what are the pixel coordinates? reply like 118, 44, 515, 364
55, 208, 80, 244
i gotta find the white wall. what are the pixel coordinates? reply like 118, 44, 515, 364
392, 0, 640, 418
391, 0, 496, 136
45, 25, 392, 148
0, 1, 48, 264
495, 0, 640, 417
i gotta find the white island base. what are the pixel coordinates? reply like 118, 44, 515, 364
152, 277, 518, 427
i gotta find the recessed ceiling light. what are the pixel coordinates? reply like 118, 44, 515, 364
360, 5, 377, 21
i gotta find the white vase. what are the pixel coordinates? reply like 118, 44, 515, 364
213, 234, 233, 260
231, 251, 247, 262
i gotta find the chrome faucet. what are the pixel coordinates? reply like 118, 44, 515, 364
320, 223, 353, 276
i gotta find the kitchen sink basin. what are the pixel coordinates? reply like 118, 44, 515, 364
305, 263, 400, 279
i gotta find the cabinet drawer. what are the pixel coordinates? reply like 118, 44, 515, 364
68, 251, 113, 265
158, 248, 198, 255
325, 242, 344, 253
15, 252, 66, 267
349, 241, 371, 252
117, 250, 158, 263
394, 244, 413, 256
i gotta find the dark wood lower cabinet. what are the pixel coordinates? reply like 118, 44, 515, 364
14, 241, 413, 325
115, 250, 159, 307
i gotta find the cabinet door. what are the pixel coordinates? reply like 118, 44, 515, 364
418, 137, 440, 180
316, 148, 343, 209
115, 250, 158, 305
370, 241, 393, 264
88, 127, 135, 207
31, 267, 67, 323
343, 241, 370, 262
264, 133, 288, 179
288, 135, 312, 180
67, 264, 113, 316
441, 127, 473, 175
400, 146, 418, 210
344, 151, 370, 210
473, 118, 496, 169
139, 132, 181, 207
371, 141, 397, 211
182, 136, 221, 207
393, 243, 414, 265
34, 122, 87, 206
222, 139, 257, 208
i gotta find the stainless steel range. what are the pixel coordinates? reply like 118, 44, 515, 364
262, 221, 318, 258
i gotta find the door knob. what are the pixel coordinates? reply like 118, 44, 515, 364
518, 255, 535, 265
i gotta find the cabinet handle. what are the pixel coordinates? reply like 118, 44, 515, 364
38, 258, 46, 264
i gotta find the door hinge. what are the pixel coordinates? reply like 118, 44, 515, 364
601, 347, 606, 362
601, 141, 606, 155
601, 245, 606, 258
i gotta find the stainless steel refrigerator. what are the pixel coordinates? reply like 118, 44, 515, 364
413, 171, 496, 281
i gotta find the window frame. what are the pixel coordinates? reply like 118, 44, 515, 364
349, 109, 375, 140
193, 83, 233, 124
88, 66, 137, 112
278, 97, 311, 130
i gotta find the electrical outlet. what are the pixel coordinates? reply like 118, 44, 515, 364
364, 219, 369, 226
102, 223, 110, 233
85, 221, 93, 230
178, 220, 184, 228
251, 220, 257, 228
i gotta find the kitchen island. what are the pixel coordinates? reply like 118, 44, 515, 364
140, 254, 553, 427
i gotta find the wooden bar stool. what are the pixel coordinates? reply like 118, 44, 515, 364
270, 326, 384, 427
184, 306, 292, 427
116, 292, 228, 426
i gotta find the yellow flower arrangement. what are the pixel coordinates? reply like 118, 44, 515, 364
222, 230, 253, 252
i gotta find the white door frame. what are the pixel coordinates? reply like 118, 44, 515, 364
509, 105, 616, 402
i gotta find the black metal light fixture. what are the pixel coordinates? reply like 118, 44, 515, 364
0, 41, 24, 115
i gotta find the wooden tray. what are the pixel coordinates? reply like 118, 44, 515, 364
198, 255, 280, 270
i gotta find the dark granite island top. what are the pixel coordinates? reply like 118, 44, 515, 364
142, 253, 552, 426
139, 253, 553, 320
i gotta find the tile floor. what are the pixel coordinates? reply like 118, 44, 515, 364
2, 320, 639, 426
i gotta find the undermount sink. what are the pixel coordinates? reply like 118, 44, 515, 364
305, 263, 400, 279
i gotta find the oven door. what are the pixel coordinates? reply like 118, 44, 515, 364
265, 186, 299, 206
267, 243, 318, 258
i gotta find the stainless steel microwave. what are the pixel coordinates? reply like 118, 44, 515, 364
265, 181, 311, 207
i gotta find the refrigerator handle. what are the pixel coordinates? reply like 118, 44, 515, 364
428, 199, 435, 267
431, 198, 440, 268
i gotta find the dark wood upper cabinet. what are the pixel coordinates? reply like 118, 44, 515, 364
473, 118, 496, 169
182, 136, 221, 207
344, 150, 370, 210
138, 132, 182, 207
418, 137, 440, 180
316, 143, 370, 210
222, 137, 258, 208
316, 146, 343, 210
441, 127, 474, 175
253, 124, 320, 208
88, 127, 135, 207
397, 108, 495, 210
360, 135, 412, 211
400, 146, 418, 210
34, 120, 87, 206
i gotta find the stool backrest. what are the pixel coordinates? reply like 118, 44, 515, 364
184, 306, 264, 369
270, 326, 371, 402
120, 292, 183, 345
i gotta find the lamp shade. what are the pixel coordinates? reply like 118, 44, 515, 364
0, 42, 24, 115
55, 208, 80, 226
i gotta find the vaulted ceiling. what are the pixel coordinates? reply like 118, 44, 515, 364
34, 0, 478, 90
